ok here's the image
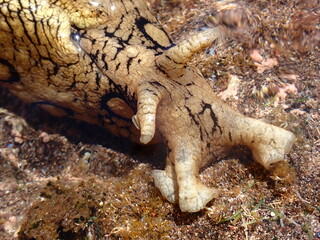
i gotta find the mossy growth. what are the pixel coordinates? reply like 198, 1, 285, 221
18, 166, 177, 240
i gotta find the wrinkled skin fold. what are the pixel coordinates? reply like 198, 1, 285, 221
0, 0, 295, 212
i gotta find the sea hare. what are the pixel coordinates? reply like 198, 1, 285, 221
0, 0, 295, 212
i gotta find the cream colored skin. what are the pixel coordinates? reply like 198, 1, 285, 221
0, 0, 295, 212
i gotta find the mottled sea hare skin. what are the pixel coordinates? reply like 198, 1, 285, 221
0, 0, 295, 212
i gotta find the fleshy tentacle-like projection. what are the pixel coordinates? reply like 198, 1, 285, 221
0, 0, 295, 212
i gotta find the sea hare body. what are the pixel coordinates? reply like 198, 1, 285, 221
0, 0, 295, 212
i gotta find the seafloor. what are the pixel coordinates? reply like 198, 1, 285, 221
0, 0, 319, 239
